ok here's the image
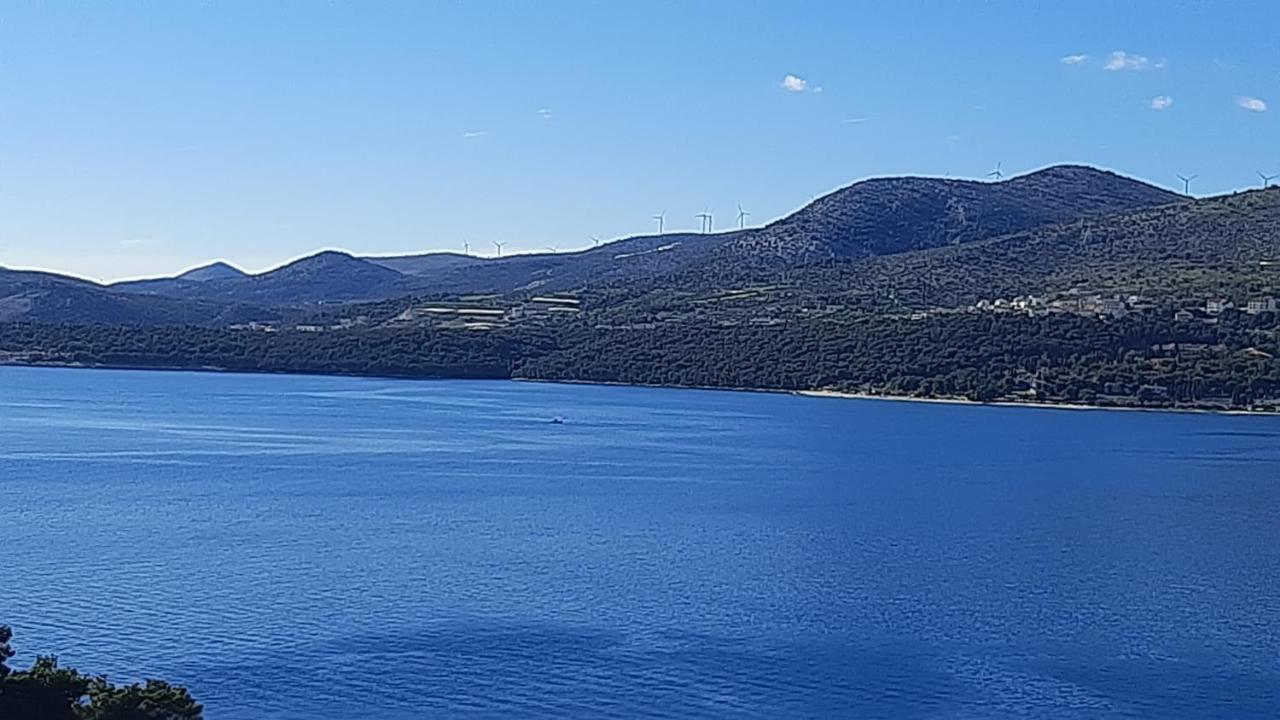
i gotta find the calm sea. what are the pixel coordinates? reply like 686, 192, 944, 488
2, 366, 1278, 719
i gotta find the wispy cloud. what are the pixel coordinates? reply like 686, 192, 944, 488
840, 117, 868, 124
1238, 96, 1268, 112
1150, 95, 1174, 111
1060, 54, 1088, 65
781, 74, 808, 93
119, 238, 156, 247
1104, 50, 1149, 71
536, 108, 552, 119
462, 130, 488, 138
813, 86, 824, 94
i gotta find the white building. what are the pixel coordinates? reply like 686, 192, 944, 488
1246, 297, 1277, 314
1206, 298, 1232, 314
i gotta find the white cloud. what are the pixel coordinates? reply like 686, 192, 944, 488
537, 108, 552, 119
1238, 96, 1268, 112
119, 238, 156, 247
1104, 50, 1149, 71
1060, 54, 1088, 65
1150, 95, 1174, 110
840, 117, 868, 124
462, 130, 487, 138
813, 85, 824, 94
781, 74, 808, 92
1153, 58, 1168, 69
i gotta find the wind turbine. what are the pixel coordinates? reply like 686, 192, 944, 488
590, 235, 602, 247
463, 240, 471, 255
736, 204, 750, 229
546, 245, 559, 253
652, 212, 665, 235
1259, 171, 1279, 188
696, 210, 713, 233
987, 162, 1004, 181
1176, 173, 1198, 195
493, 241, 506, 257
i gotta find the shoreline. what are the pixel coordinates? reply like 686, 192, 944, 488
2, 359, 1276, 418
792, 389, 1272, 417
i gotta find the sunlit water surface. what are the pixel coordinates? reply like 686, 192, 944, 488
3, 366, 1278, 719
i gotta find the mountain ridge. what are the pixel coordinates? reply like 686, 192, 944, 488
2, 164, 1192, 316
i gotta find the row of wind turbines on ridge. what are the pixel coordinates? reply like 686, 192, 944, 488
469, 166, 1279, 258
985, 162, 1280, 194
468, 205, 752, 257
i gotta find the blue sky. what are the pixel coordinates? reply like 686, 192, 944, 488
1, 1, 1277, 281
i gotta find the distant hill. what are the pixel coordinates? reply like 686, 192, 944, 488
721, 164, 1183, 262
113, 250, 432, 305
364, 252, 486, 276
112, 261, 249, 295
619, 185, 1279, 318
9, 164, 1191, 312
0, 267, 277, 325
178, 261, 248, 282
811, 185, 1280, 310
363, 165, 1184, 296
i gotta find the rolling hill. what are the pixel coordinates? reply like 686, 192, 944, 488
0, 267, 279, 325
84, 165, 1183, 305
342, 165, 1184, 297
112, 250, 432, 305
110, 261, 250, 295
2, 165, 1191, 317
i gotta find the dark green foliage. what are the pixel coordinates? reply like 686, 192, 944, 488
0, 324, 535, 380
4, 308, 1280, 410
516, 312, 1280, 408
0, 626, 13, 678
0, 626, 201, 720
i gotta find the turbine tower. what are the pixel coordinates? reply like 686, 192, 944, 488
987, 162, 1004, 181
696, 210, 713, 234
1259, 171, 1279, 188
736, 204, 750, 229
1176, 173, 1198, 195
652, 212, 665, 235
463, 240, 471, 255
493, 241, 506, 257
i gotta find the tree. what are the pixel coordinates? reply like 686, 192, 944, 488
0, 625, 201, 720
0, 625, 13, 678
83, 679, 202, 720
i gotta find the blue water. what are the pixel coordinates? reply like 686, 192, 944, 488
2, 366, 1279, 719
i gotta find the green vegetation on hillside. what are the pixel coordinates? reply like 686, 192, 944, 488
5, 304, 1280, 410
2, 171, 1279, 411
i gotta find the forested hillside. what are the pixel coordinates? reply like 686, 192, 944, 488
3, 166, 1279, 410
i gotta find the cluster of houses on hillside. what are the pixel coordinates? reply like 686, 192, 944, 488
973, 292, 1280, 321
973, 293, 1146, 318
